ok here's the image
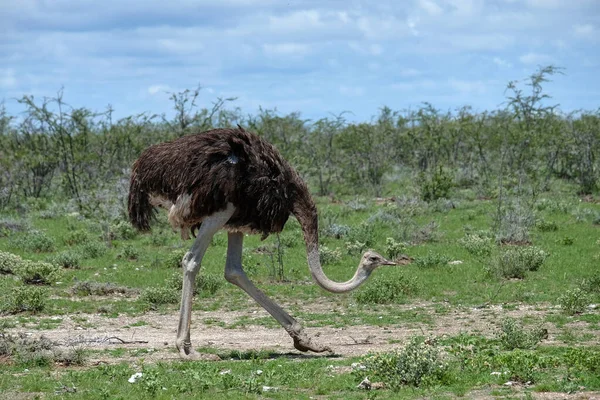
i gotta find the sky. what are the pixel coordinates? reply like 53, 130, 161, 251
0, 0, 599, 123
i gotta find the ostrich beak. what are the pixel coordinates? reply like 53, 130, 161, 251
382, 259, 396, 266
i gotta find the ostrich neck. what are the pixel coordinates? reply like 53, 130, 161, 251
306, 243, 371, 293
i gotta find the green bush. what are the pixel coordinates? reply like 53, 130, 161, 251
492, 350, 545, 383
141, 286, 180, 305
319, 246, 342, 265
72, 281, 137, 297
498, 317, 545, 350
64, 230, 92, 246
459, 233, 494, 259
15, 260, 61, 285
197, 273, 223, 297
535, 219, 558, 232
117, 244, 139, 260
164, 249, 187, 269
414, 251, 450, 268
420, 166, 453, 202
50, 250, 82, 269
558, 288, 591, 315
355, 275, 419, 304
10, 231, 55, 253
486, 246, 548, 279
1, 286, 48, 314
78, 241, 107, 259
110, 220, 137, 240
0, 250, 23, 274
360, 336, 448, 389
345, 240, 367, 256
564, 348, 600, 373
385, 237, 407, 260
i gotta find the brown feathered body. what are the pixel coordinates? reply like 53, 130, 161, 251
128, 126, 317, 241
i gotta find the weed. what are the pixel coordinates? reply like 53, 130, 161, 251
164, 249, 187, 269
110, 220, 137, 240
564, 348, 600, 373
0, 250, 23, 274
355, 274, 419, 304
10, 230, 56, 253
558, 236, 575, 246
64, 229, 93, 246
459, 233, 494, 259
414, 251, 450, 268
1, 286, 48, 313
0, 218, 28, 237
15, 260, 61, 285
117, 244, 140, 260
347, 223, 375, 247
492, 350, 546, 383
558, 288, 591, 315
498, 317, 546, 350
72, 281, 138, 296
49, 250, 82, 269
486, 246, 548, 279
319, 246, 342, 265
141, 286, 180, 305
345, 240, 367, 256
322, 223, 351, 239
535, 219, 558, 232
385, 237, 407, 260
420, 166, 454, 202
78, 240, 107, 259
360, 336, 448, 389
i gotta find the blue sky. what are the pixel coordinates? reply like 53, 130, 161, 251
1, 0, 598, 122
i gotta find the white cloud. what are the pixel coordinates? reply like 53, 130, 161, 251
448, 78, 486, 94
493, 57, 512, 68
519, 52, 555, 65
573, 23, 595, 38
0, 69, 17, 88
339, 85, 365, 96
418, 0, 443, 16
262, 43, 310, 56
391, 79, 436, 91
147, 84, 171, 95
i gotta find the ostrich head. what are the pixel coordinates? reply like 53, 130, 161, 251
359, 250, 397, 272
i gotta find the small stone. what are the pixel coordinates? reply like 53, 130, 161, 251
219, 369, 231, 375
128, 372, 143, 383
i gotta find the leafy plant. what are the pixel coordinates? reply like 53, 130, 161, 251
360, 336, 448, 389
355, 275, 419, 304
414, 251, 450, 268
558, 288, 591, 315
50, 250, 82, 269
1, 286, 48, 314
498, 317, 546, 350
10, 230, 55, 253
15, 260, 61, 285
0, 250, 23, 274
385, 237, 407, 260
486, 245, 548, 279
319, 246, 342, 265
420, 166, 454, 202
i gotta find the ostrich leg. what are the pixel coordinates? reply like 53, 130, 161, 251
224, 232, 331, 353
176, 204, 235, 359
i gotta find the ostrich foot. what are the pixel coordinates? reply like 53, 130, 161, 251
177, 341, 221, 361
291, 331, 332, 353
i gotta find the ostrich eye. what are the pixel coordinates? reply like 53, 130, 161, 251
368, 256, 377, 262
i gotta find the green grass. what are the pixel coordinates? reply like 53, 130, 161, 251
0, 189, 599, 398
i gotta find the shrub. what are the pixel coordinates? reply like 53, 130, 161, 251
492, 350, 543, 383
564, 348, 600, 373
385, 237, 407, 260
498, 318, 546, 350
15, 260, 61, 285
117, 244, 139, 260
164, 249, 187, 269
1, 286, 48, 314
78, 241, 107, 259
420, 166, 454, 202
72, 281, 138, 297
495, 202, 534, 245
486, 246, 548, 279
345, 240, 367, 256
459, 234, 494, 259
360, 336, 448, 389
346, 223, 375, 247
0, 250, 23, 274
10, 231, 55, 253
50, 250, 82, 269
558, 288, 591, 315
110, 220, 137, 240
141, 286, 180, 305
355, 275, 419, 304
535, 219, 558, 232
414, 251, 450, 268
64, 230, 92, 246
322, 223, 351, 239
579, 272, 600, 294
197, 273, 223, 297
319, 246, 342, 265
0, 218, 28, 237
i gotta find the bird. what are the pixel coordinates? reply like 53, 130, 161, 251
128, 125, 396, 359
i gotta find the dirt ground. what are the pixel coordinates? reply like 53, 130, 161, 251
6, 300, 596, 362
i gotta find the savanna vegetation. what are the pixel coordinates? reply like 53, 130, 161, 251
0, 66, 599, 398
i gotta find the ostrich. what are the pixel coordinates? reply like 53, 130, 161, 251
128, 125, 396, 358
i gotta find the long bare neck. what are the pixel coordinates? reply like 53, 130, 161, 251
293, 191, 372, 293
306, 243, 371, 293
